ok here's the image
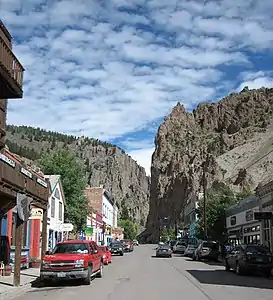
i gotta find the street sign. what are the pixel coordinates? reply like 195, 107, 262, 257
254, 212, 273, 220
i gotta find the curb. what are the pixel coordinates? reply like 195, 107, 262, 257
0, 281, 34, 300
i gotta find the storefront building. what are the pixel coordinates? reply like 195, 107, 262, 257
85, 185, 118, 245
226, 195, 261, 246
255, 178, 273, 251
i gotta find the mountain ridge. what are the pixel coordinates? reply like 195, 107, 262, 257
5, 125, 150, 226
142, 87, 273, 242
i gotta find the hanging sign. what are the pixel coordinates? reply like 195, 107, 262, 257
20, 167, 33, 179
37, 177, 48, 188
29, 208, 43, 220
0, 153, 16, 168
16, 193, 32, 221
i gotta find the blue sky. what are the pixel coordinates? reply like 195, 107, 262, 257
2, 0, 273, 175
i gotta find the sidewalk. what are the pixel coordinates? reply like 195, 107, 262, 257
0, 268, 40, 300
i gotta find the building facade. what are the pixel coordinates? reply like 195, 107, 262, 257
44, 175, 66, 250
0, 21, 49, 285
183, 193, 202, 238
85, 186, 118, 245
255, 179, 273, 251
226, 195, 261, 246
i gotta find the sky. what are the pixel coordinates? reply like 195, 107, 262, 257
1, 0, 273, 176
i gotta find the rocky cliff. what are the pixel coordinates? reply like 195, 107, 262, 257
5, 126, 150, 226
143, 87, 273, 242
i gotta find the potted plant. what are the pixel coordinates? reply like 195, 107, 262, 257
30, 258, 41, 268
3, 264, 12, 276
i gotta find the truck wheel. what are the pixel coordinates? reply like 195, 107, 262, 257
84, 266, 92, 285
120, 252, 124, 256
97, 263, 103, 278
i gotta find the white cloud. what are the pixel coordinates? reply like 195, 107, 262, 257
236, 71, 273, 91
1, 0, 273, 163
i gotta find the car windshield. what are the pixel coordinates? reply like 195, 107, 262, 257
110, 242, 121, 247
202, 242, 218, 249
246, 245, 271, 254
53, 243, 89, 254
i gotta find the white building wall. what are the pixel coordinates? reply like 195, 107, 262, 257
46, 182, 65, 250
102, 193, 114, 227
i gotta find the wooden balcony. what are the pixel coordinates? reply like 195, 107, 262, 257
0, 150, 49, 212
0, 21, 24, 99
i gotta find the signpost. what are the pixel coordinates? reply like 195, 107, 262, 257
254, 212, 273, 220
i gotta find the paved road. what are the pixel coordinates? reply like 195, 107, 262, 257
11, 245, 273, 300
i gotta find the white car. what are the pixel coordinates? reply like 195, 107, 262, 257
173, 241, 187, 253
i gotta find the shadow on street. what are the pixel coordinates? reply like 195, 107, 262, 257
30, 277, 93, 289
187, 269, 273, 289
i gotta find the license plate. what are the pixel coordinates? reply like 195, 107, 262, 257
162, 250, 167, 252
57, 272, 66, 278
113, 250, 117, 252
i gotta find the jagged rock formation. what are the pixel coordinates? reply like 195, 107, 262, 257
5, 126, 150, 226
142, 87, 273, 242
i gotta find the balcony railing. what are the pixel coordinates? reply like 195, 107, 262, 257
0, 34, 24, 99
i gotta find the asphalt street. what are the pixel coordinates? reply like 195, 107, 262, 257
11, 245, 273, 300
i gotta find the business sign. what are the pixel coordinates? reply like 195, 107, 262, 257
29, 208, 43, 220
0, 153, 16, 168
36, 177, 48, 188
61, 223, 74, 232
85, 227, 94, 235
20, 167, 33, 179
254, 212, 273, 220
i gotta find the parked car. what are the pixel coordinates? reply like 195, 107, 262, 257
184, 244, 197, 257
109, 241, 124, 256
98, 246, 112, 265
193, 240, 220, 261
40, 240, 103, 285
225, 244, 273, 277
173, 241, 187, 254
156, 244, 172, 258
133, 239, 139, 246
121, 239, 134, 252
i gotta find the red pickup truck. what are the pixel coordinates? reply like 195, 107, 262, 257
40, 240, 103, 285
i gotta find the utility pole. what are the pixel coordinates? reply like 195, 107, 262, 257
202, 161, 207, 238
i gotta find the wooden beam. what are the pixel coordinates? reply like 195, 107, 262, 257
13, 216, 24, 287
41, 208, 48, 259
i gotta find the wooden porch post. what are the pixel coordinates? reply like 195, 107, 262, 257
41, 208, 48, 259
13, 217, 24, 287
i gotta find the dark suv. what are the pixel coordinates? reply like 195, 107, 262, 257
193, 240, 220, 261
225, 244, 273, 277
109, 241, 124, 256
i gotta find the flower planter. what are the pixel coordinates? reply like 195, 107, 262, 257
3, 265, 12, 276
30, 261, 41, 268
